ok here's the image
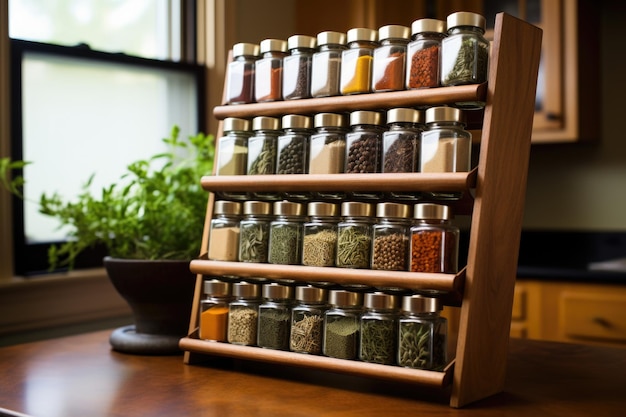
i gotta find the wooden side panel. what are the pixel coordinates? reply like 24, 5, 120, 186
450, 14, 542, 407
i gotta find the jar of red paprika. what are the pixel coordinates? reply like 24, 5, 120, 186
406, 19, 446, 89
409, 203, 459, 273
372, 24, 410, 92
225, 42, 259, 104
254, 38, 287, 102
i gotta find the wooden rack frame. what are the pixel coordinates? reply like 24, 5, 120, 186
181, 13, 542, 408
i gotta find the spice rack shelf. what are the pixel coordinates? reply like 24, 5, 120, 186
182, 13, 542, 408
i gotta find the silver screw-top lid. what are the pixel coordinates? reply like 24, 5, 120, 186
346, 27, 378, 43
446, 11, 486, 32
386, 108, 423, 124
252, 116, 280, 131
314, 113, 346, 128
223, 117, 250, 132
413, 203, 452, 220
282, 114, 312, 130
307, 202, 338, 217
316, 31, 346, 46
349, 110, 382, 126
295, 285, 328, 303
243, 200, 271, 216
262, 282, 294, 300
411, 18, 446, 35
259, 38, 288, 53
364, 292, 397, 310
402, 294, 442, 313
377, 24, 410, 41
376, 202, 411, 219
425, 106, 463, 124
328, 290, 363, 307
232, 281, 260, 299
287, 34, 317, 50
273, 200, 304, 216
341, 201, 373, 217
214, 200, 242, 215
232, 42, 259, 57
203, 279, 231, 297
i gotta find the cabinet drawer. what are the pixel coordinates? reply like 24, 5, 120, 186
561, 292, 626, 342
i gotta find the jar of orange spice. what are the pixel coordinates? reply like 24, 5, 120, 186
409, 203, 459, 273
199, 280, 233, 342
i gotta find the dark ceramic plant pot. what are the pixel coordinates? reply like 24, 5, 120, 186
104, 256, 196, 355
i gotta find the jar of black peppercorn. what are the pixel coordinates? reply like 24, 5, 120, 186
227, 281, 261, 346
214, 117, 251, 200
359, 292, 398, 365
282, 35, 316, 100
302, 202, 339, 267
308, 112, 347, 200
290, 285, 328, 355
340, 28, 378, 95
238, 201, 272, 263
372, 24, 410, 92
247, 116, 281, 199
409, 203, 459, 274
257, 283, 294, 350
323, 290, 363, 360
268, 201, 304, 265
336, 201, 373, 269
346, 110, 384, 200
311, 31, 346, 98
278, 114, 313, 200
225, 42, 259, 104
371, 202, 411, 271
254, 38, 288, 102
406, 18, 447, 89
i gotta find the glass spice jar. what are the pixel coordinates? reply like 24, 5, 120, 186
282, 35, 316, 100
199, 279, 233, 342
371, 202, 411, 271
257, 283, 294, 350
323, 290, 363, 360
277, 114, 311, 175
372, 24, 410, 92
207, 200, 242, 261
340, 28, 378, 95
268, 201, 304, 265
238, 201, 272, 263
398, 295, 447, 370
307, 112, 347, 200
359, 292, 398, 365
441, 12, 489, 87
420, 106, 471, 172
302, 202, 339, 267
290, 285, 328, 354
406, 18, 446, 89
214, 117, 251, 200
346, 110, 384, 201
409, 203, 459, 273
311, 31, 346, 98
254, 38, 288, 102
227, 281, 261, 346
247, 116, 281, 199
336, 201, 373, 269
225, 42, 259, 105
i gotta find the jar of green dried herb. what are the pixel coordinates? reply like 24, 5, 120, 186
215, 117, 251, 200
311, 31, 346, 98
372, 24, 410, 92
268, 201, 304, 265
257, 283, 294, 350
398, 295, 447, 370
302, 202, 339, 267
371, 202, 411, 271
238, 201, 272, 263
199, 279, 233, 342
282, 35, 316, 100
323, 290, 363, 360
340, 28, 378, 95
441, 12, 489, 90
247, 116, 281, 199
359, 292, 398, 365
308, 112, 348, 201
227, 281, 261, 346
254, 38, 288, 103
409, 203, 459, 274
336, 202, 373, 269
208, 200, 242, 261
225, 42, 259, 104
290, 286, 328, 354
406, 18, 446, 89
277, 115, 312, 201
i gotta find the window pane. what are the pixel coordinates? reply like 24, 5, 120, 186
21, 50, 198, 243
9, 0, 178, 60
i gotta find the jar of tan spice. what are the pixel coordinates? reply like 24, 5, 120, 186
214, 117, 251, 200
409, 203, 459, 274
307, 112, 347, 200
207, 200, 242, 261
302, 202, 339, 267
227, 281, 261, 346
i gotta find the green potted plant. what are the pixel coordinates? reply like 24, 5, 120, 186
1, 126, 214, 355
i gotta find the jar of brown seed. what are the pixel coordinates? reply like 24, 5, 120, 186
371, 202, 411, 271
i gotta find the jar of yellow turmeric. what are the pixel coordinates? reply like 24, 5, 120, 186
340, 28, 378, 95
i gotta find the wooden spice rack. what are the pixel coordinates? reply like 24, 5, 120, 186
181, 13, 542, 408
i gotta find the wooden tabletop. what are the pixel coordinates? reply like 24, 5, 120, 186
0, 330, 624, 417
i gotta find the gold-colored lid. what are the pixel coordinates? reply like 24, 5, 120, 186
413, 203, 452, 220
376, 202, 411, 219
329, 290, 363, 307
232, 281, 260, 299
203, 279, 231, 297
252, 116, 280, 131
316, 31, 346, 46
262, 282, 294, 299
349, 110, 382, 126
378, 24, 410, 41
287, 34, 317, 49
282, 114, 312, 129
402, 294, 441, 313
243, 200, 271, 215
425, 106, 462, 123
447, 11, 486, 31
364, 292, 397, 309
273, 200, 304, 216
313, 113, 346, 128
341, 201, 373, 217
259, 38, 288, 53
307, 202, 338, 217
232, 42, 259, 57
346, 27, 378, 43
223, 117, 250, 132
214, 200, 242, 215
411, 18, 446, 35
295, 285, 328, 303
386, 108, 423, 124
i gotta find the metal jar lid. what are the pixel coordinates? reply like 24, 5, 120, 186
411, 18, 446, 35
259, 38, 288, 53
232, 281, 260, 299
214, 200, 242, 215
295, 285, 328, 303
307, 201, 338, 217
349, 110, 382, 126
262, 282, 294, 300
447, 11, 486, 32
378, 24, 410, 41
346, 27, 378, 43
364, 292, 397, 310
425, 106, 462, 124
287, 34, 317, 50
376, 202, 411, 219
232, 42, 259, 57
273, 200, 304, 216
386, 108, 423, 124
252, 116, 280, 131
243, 200, 271, 216
223, 117, 250, 132
282, 114, 312, 130
314, 113, 346, 128
413, 203, 452, 220
317, 31, 346, 46
204, 279, 231, 297
329, 290, 363, 307
402, 294, 442, 313
341, 201, 373, 217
